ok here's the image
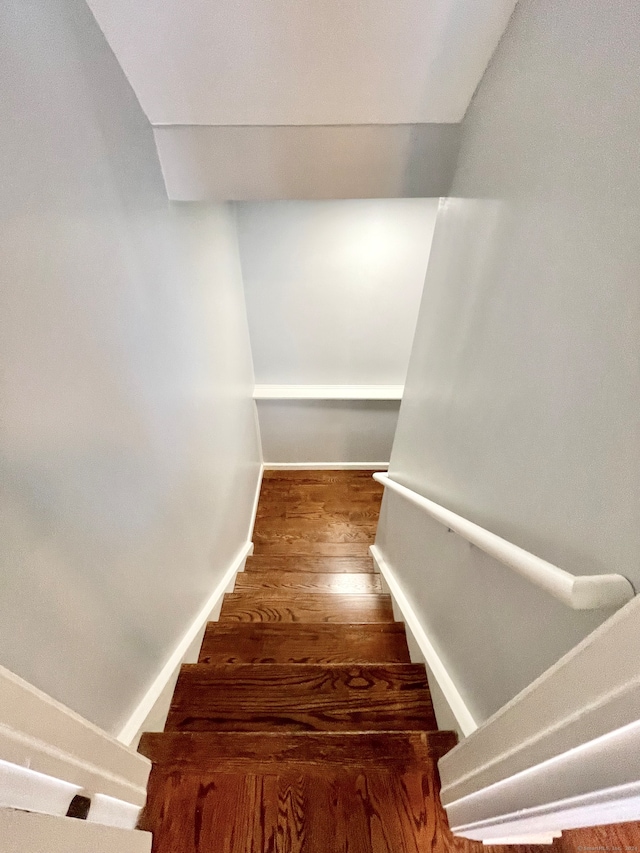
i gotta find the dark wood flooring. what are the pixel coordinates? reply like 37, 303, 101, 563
139, 469, 640, 852
199, 623, 411, 665
166, 663, 438, 733
219, 592, 394, 623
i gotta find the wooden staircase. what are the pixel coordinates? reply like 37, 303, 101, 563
138, 470, 640, 851
137, 471, 464, 851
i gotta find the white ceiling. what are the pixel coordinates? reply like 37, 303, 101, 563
86, 0, 517, 127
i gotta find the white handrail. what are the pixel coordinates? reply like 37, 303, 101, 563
373, 473, 634, 610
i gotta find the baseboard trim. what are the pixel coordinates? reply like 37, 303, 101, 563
247, 464, 264, 544
369, 544, 478, 737
264, 462, 390, 470
117, 540, 253, 745
447, 724, 640, 842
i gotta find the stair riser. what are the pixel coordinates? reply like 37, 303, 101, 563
139, 731, 457, 768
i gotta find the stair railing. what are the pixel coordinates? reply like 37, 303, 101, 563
373, 473, 634, 610
374, 472, 640, 843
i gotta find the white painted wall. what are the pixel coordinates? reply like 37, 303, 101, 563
237, 199, 438, 465
256, 401, 399, 467
238, 200, 437, 385
0, 0, 261, 734
376, 0, 640, 726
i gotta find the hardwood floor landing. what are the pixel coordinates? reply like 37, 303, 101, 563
252, 470, 383, 559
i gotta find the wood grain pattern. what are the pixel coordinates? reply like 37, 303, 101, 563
245, 554, 376, 573
138, 731, 458, 770
199, 623, 411, 665
252, 470, 383, 557
252, 541, 373, 556
166, 664, 437, 732
556, 822, 640, 852
234, 571, 383, 594
254, 522, 377, 544
141, 766, 445, 853
219, 592, 394, 623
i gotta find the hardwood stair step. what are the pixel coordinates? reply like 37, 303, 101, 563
166, 664, 436, 732
199, 623, 410, 664
219, 592, 393, 623
261, 469, 384, 482
234, 571, 382, 594
140, 762, 454, 853
253, 526, 376, 545
257, 507, 381, 524
138, 730, 457, 770
244, 554, 375, 573
252, 542, 372, 557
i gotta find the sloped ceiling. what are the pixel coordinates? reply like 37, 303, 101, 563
86, 0, 517, 198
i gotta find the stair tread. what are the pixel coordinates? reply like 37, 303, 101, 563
234, 570, 382, 594
199, 622, 410, 664
253, 525, 377, 545
166, 664, 436, 732
140, 762, 457, 853
245, 555, 375, 573
219, 592, 393, 623
252, 542, 372, 556
139, 730, 457, 769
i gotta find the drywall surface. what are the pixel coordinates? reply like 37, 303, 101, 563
0, 0, 261, 733
257, 401, 399, 466
153, 124, 459, 200
238, 199, 438, 384
237, 199, 438, 464
377, 0, 640, 724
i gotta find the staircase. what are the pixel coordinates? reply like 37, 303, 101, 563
137, 470, 464, 851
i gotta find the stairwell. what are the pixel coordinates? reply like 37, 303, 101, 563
137, 470, 640, 852
136, 471, 484, 850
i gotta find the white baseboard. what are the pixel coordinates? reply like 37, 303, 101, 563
117, 540, 253, 745
448, 721, 640, 842
264, 462, 389, 470
248, 463, 264, 541
369, 544, 477, 738
0, 808, 152, 853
